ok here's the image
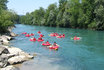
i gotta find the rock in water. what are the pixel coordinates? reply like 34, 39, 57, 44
10, 32, 18, 37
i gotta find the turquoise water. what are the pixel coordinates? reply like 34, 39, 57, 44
10, 24, 104, 70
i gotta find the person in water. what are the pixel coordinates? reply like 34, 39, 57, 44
46, 40, 49, 44
38, 37, 42, 40
40, 34, 44, 37
53, 42, 57, 46
59, 34, 61, 36
63, 34, 65, 36
27, 33, 30, 35
38, 31, 41, 33
31, 33, 34, 35
33, 37, 36, 40
74, 36, 77, 38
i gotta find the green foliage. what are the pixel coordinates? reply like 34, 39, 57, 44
94, 0, 104, 30
0, 0, 8, 10
32, 7, 45, 25
88, 21, 97, 30
0, 0, 19, 33
19, 0, 104, 31
44, 3, 58, 26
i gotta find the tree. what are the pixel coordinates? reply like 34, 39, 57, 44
93, 0, 104, 30
0, 10, 16, 32
44, 3, 58, 26
0, 0, 8, 10
0, 0, 19, 33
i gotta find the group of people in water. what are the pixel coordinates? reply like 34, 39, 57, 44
22, 31, 59, 50
22, 31, 80, 50
50, 32, 65, 38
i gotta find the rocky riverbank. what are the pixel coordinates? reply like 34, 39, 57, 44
0, 31, 34, 70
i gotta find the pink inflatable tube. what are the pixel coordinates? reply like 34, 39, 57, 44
42, 43, 51, 46
22, 32, 27, 34
49, 45, 59, 50
25, 34, 30, 37
30, 38, 36, 41
30, 34, 34, 36
37, 39, 44, 42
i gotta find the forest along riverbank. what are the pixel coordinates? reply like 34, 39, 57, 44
0, 27, 34, 70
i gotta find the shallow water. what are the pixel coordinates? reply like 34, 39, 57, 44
10, 24, 104, 70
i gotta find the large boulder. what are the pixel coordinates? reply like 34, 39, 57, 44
0, 65, 15, 70
8, 55, 27, 65
7, 47, 33, 65
0, 54, 8, 68
1, 35, 12, 41
0, 36, 9, 45
0, 42, 2, 45
10, 32, 18, 37
8, 47, 22, 55
8, 47, 33, 58
0, 46, 9, 55
0, 39, 3, 42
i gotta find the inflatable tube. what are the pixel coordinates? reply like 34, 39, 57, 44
38, 31, 41, 34
22, 32, 27, 34
61, 35, 65, 38
49, 33, 58, 37
73, 37, 80, 40
37, 39, 44, 42
50, 34, 55, 37
25, 34, 30, 37
30, 34, 34, 36
39, 34, 44, 37
42, 43, 51, 46
30, 38, 36, 42
61, 36, 65, 38
49, 45, 59, 50
56, 36, 62, 38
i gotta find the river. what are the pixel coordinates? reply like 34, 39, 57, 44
10, 24, 104, 70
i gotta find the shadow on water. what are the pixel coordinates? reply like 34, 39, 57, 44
10, 24, 104, 70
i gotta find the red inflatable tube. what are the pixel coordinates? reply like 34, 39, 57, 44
56, 36, 62, 38
50, 34, 55, 36
49, 45, 59, 50
30, 38, 36, 41
61, 34, 65, 38
37, 39, 44, 42
42, 43, 51, 46
39, 34, 44, 37
38, 31, 41, 34
73, 37, 80, 40
50, 33, 59, 37
61, 35, 65, 38
25, 34, 30, 37
22, 32, 27, 34
30, 33, 34, 36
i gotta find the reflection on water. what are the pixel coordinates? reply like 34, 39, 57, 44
11, 24, 104, 70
